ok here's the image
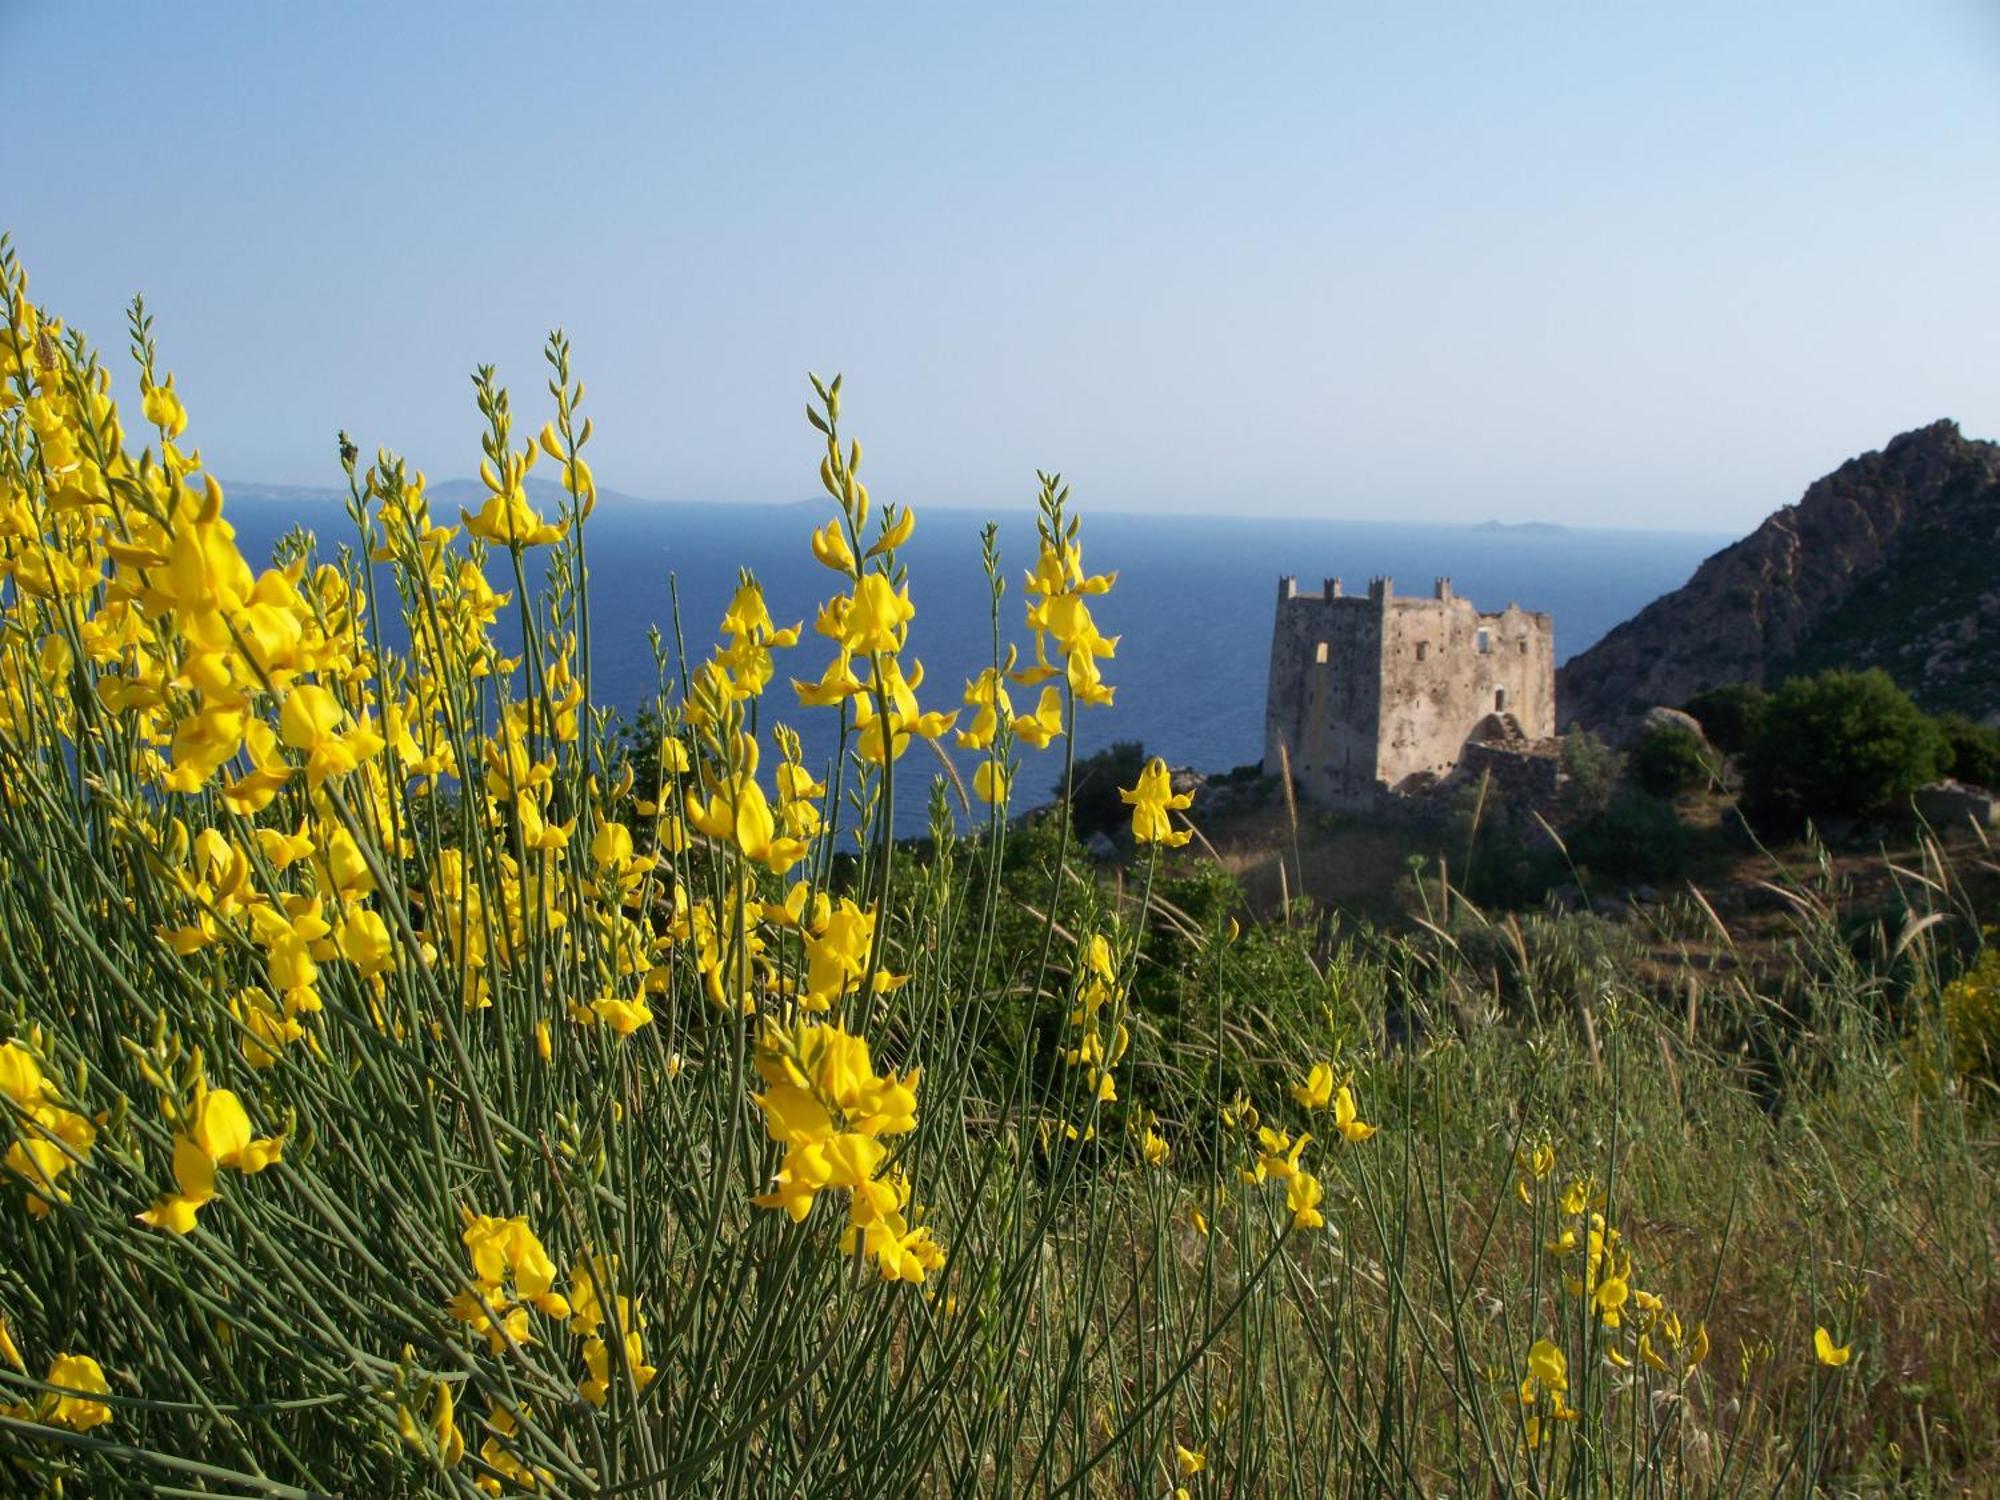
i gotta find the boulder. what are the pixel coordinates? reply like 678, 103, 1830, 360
1913, 780, 1999, 829
1641, 706, 1706, 742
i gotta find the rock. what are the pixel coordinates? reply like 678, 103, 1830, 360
1641, 707, 1705, 742
1084, 831, 1119, 861
1913, 780, 1999, 829
1632, 884, 1660, 905
1557, 420, 2000, 740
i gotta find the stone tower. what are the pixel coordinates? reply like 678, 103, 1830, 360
1262, 575, 1555, 807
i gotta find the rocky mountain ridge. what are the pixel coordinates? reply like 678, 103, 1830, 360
1557, 420, 2000, 738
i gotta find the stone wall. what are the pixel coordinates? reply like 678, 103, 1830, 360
1262, 576, 1384, 804
1376, 583, 1555, 790
1458, 739, 1563, 805
1263, 575, 1555, 808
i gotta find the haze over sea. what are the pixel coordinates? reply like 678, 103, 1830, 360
231, 495, 1727, 836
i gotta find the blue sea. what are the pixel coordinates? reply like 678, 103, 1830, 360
231, 500, 1728, 836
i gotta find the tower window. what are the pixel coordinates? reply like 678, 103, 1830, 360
1314, 642, 1328, 664
1415, 642, 1428, 662
1519, 640, 1528, 655
1495, 688, 1507, 711
1475, 628, 1491, 655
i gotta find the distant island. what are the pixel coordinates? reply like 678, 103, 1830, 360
1472, 519, 1569, 534
219, 476, 660, 509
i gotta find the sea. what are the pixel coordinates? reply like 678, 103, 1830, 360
229, 499, 1729, 837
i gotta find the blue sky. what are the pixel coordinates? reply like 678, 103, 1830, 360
8, 2, 1999, 530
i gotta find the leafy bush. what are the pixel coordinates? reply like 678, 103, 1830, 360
1447, 779, 1562, 908
1558, 725, 1622, 818
1631, 722, 1710, 796
1568, 788, 1687, 881
1683, 681, 1768, 756
1936, 711, 2000, 789
1743, 668, 1943, 822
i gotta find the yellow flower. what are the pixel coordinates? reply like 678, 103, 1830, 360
39, 1352, 113, 1432
399, 1379, 465, 1468
461, 451, 567, 548
802, 898, 878, 1009
1118, 756, 1193, 846
1813, 1326, 1850, 1367
956, 663, 1016, 751
839, 574, 915, 656
1593, 1271, 1630, 1328
865, 505, 915, 558
580, 1325, 657, 1407
749, 1019, 936, 1280
1011, 685, 1065, 749
1286, 1168, 1325, 1230
810, 518, 857, 575
277, 683, 383, 786
1141, 1124, 1171, 1167
1, 1040, 96, 1215
1175, 1444, 1206, 1477
254, 823, 314, 870
141, 373, 187, 438
1514, 1142, 1557, 1204
1254, 1126, 1308, 1181
973, 758, 1010, 805
336, 907, 395, 978
1523, 1337, 1567, 1402
590, 995, 654, 1037
686, 773, 808, 876
1333, 1084, 1377, 1143
457, 1212, 571, 1327
1022, 530, 1118, 708
1290, 1061, 1334, 1111
139, 1087, 283, 1235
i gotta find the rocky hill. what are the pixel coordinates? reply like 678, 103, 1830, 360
1557, 420, 2000, 739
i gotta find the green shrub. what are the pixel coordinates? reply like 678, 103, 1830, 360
1558, 725, 1622, 818
1683, 681, 1768, 756
1569, 788, 1686, 881
1743, 668, 1943, 822
1631, 722, 1710, 796
1936, 711, 2000, 788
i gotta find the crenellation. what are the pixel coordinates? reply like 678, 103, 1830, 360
1263, 575, 1555, 807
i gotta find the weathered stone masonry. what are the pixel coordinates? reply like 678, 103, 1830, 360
1262, 576, 1555, 807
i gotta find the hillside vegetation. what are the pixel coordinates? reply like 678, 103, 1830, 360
1558, 420, 2000, 737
